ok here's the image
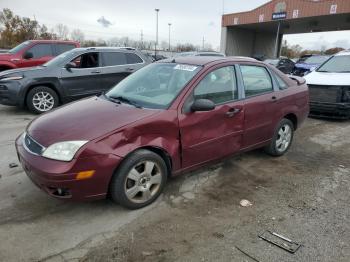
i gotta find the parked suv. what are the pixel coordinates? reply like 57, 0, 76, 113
304, 50, 350, 119
15, 56, 309, 209
0, 40, 80, 71
0, 47, 151, 113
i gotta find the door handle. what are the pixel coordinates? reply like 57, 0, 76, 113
226, 108, 241, 117
91, 70, 101, 74
271, 96, 278, 102
126, 68, 135, 72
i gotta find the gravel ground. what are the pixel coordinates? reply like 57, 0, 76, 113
0, 104, 349, 262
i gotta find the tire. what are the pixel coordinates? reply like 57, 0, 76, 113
109, 149, 168, 209
264, 118, 294, 157
26, 86, 59, 114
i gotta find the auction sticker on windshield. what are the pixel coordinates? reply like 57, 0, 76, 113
174, 64, 198, 71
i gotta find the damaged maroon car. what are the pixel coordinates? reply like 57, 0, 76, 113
15, 56, 309, 209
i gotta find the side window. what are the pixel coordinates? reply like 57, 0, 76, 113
55, 44, 76, 55
273, 73, 288, 90
70, 52, 99, 68
194, 66, 237, 104
126, 53, 143, 64
102, 52, 127, 66
240, 65, 273, 97
26, 44, 53, 58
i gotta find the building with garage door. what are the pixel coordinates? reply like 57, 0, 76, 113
220, 0, 350, 58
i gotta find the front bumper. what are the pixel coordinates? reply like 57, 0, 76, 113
0, 81, 23, 106
16, 135, 123, 201
310, 101, 350, 119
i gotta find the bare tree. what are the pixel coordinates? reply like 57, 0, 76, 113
55, 23, 69, 40
70, 29, 84, 43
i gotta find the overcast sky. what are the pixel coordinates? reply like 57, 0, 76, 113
2, 0, 350, 50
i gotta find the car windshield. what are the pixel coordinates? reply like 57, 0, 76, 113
106, 63, 202, 109
303, 56, 329, 64
264, 59, 279, 66
317, 55, 350, 73
43, 50, 76, 67
8, 41, 31, 54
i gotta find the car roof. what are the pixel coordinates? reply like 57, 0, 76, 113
159, 56, 257, 66
28, 40, 79, 44
335, 50, 350, 56
72, 47, 140, 52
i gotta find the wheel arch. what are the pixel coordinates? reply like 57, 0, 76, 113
283, 113, 298, 130
24, 83, 62, 106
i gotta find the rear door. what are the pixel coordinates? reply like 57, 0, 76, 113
20, 43, 54, 68
179, 65, 244, 169
238, 64, 277, 149
60, 52, 105, 99
101, 51, 145, 91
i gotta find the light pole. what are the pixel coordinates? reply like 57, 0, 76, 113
155, 8, 160, 58
168, 23, 172, 52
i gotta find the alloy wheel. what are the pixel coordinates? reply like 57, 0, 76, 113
275, 124, 292, 153
32, 91, 55, 112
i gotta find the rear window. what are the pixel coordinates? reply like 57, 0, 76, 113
102, 52, 127, 66
55, 44, 76, 55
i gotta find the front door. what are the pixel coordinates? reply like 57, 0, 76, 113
179, 65, 244, 169
20, 43, 54, 68
60, 52, 105, 100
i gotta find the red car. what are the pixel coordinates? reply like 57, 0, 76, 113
15, 56, 309, 209
0, 40, 80, 71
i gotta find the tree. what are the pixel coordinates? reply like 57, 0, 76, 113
55, 23, 69, 40
70, 29, 84, 43
324, 47, 344, 55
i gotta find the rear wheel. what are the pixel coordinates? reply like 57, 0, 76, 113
264, 118, 294, 156
26, 86, 59, 114
109, 149, 168, 209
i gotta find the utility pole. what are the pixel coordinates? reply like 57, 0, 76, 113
155, 8, 160, 58
202, 37, 205, 51
222, 0, 225, 14
168, 23, 172, 52
140, 30, 144, 49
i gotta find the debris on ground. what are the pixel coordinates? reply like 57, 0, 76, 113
142, 251, 153, 257
240, 199, 253, 207
234, 245, 260, 262
9, 163, 18, 168
259, 230, 301, 253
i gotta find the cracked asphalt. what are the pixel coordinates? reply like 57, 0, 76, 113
0, 104, 349, 262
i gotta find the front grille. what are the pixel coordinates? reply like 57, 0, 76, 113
24, 133, 45, 155
308, 85, 342, 103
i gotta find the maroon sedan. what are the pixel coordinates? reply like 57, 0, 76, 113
16, 56, 309, 209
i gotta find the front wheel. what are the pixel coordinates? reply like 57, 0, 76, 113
26, 86, 59, 114
109, 150, 168, 209
264, 118, 294, 156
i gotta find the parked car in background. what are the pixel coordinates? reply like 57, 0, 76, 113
304, 50, 350, 119
0, 47, 151, 113
0, 40, 80, 72
175, 51, 225, 57
152, 54, 168, 61
292, 54, 330, 76
264, 57, 295, 74
15, 56, 309, 209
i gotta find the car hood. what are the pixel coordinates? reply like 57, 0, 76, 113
27, 97, 161, 147
0, 66, 45, 78
304, 71, 350, 86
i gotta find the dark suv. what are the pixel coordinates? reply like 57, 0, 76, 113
0, 40, 80, 71
0, 47, 151, 113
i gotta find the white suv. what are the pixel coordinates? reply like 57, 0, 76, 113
304, 50, 350, 119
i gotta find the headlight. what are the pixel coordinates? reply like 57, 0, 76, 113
0, 76, 24, 81
42, 141, 88, 161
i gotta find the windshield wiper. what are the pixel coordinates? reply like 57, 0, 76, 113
109, 95, 142, 108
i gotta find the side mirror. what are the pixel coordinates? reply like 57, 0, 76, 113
23, 51, 33, 60
65, 62, 76, 71
191, 99, 215, 112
